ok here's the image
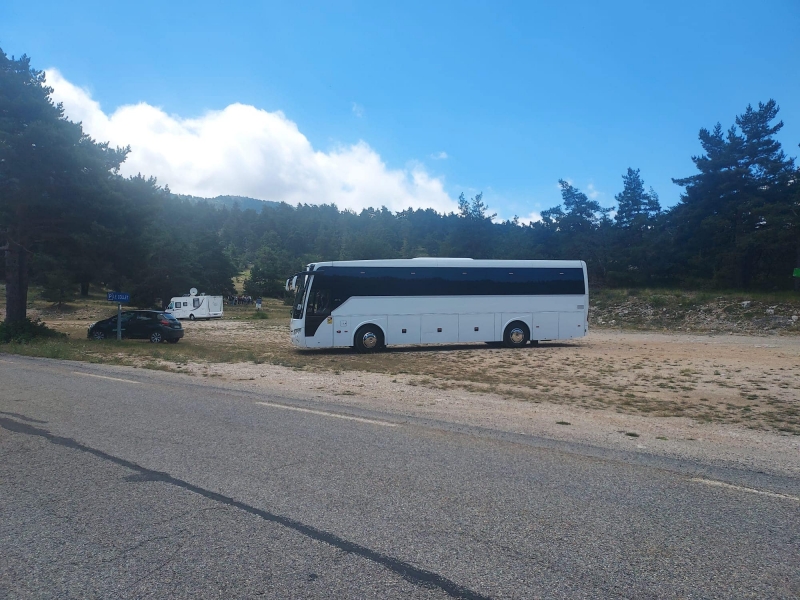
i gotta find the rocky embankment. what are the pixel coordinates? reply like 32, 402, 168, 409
590, 292, 800, 334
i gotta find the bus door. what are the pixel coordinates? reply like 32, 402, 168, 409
304, 278, 334, 347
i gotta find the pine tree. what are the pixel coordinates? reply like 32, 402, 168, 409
671, 100, 796, 288
614, 168, 660, 228
0, 49, 128, 324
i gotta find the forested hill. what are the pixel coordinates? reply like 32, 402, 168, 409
2, 48, 799, 322
173, 194, 281, 212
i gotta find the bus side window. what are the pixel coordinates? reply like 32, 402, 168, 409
310, 289, 330, 315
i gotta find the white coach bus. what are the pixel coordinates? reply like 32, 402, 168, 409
286, 258, 588, 352
286, 258, 589, 352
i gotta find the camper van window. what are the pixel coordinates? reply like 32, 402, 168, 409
193, 298, 201, 309
183, 302, 188, 307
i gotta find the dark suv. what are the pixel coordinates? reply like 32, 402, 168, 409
87, 310, 184, 343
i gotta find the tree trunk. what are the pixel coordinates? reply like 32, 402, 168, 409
4, 242, 29, 324
80, 280, 90, 297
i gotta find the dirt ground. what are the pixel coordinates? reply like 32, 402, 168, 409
9, 299, 800, 476
152, 318, 800, 432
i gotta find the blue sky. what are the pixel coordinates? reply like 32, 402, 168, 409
2, 0, 799, 220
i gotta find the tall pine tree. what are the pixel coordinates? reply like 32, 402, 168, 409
672, 100, 796, 288
0, 49, 128, 324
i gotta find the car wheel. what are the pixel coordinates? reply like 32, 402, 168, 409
150, 332, 163, 343
189, 314, 196, 321
503, 321, 529, 348
354, 324, 383, 354
167, 338, 179, 344
91, 330, 105, 341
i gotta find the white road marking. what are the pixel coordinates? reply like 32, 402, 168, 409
256, 402, 399, 427
690, 477, 799, 502
72, 372, 141, 384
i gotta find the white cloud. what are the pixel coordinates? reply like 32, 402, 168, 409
517, 211, 542, 225
46, 69, 456, 214
586, 182, 600, 200
430, 151, 448, 160
351, 102, 364, 118
558, 179, 604, 202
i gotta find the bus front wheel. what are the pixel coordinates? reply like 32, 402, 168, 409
503, 322, 530, 348
355, 325, 383, 354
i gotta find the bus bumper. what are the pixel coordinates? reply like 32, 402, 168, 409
290, 320, 305, 347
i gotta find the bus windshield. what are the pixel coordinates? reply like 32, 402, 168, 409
292, 273, 311, 319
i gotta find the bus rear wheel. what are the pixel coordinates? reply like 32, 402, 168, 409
503, 321, 529, 348
354, 325, 383, 354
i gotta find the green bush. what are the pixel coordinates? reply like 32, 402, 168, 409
250, 311, 269, 320
649, 295, 668, 308
0, 318, 67, 343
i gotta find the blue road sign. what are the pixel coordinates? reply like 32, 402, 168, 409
107, 292, 130, 303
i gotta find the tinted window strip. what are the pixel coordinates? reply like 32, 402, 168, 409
312, 267, 586, 300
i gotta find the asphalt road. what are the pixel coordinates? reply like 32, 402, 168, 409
1, 355, 797, 599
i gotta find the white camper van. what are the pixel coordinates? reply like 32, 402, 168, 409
165, 289, 223, 321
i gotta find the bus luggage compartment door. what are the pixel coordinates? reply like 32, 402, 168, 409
458, 314, 495, 342
532, 312, 559, 341
558, 312, 586, 339
421, 314, 458, 344
387, 315, 421, 345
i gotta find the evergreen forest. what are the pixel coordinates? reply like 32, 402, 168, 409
2, 48, 799, 327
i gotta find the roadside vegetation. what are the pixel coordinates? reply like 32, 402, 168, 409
0, 317, 65, 343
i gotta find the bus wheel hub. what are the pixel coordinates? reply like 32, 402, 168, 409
362, 332, 378, 349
